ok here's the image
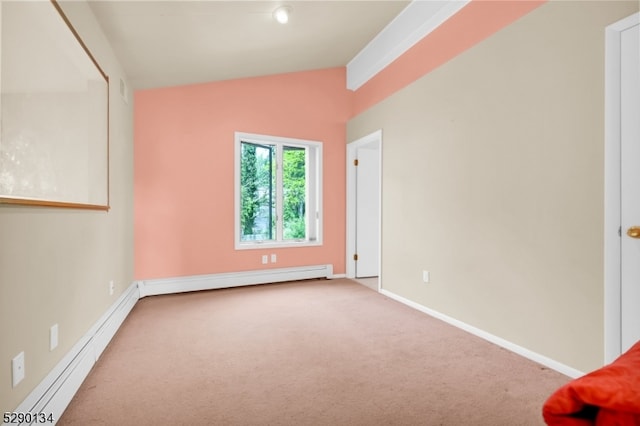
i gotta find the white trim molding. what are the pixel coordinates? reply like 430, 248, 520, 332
604, 12, 640, 364
9, 265, 334, 424
138, 264, 334, 298
380, 288, 585, 379
346, 0, 470, 91
9, 282, 139, 426
346, 130, 382, 280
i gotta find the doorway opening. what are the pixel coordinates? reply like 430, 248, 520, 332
346, 130, 382, 290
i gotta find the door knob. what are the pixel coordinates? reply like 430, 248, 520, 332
628, 226, 640, 239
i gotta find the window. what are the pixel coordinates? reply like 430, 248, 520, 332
234, 132, 322, 249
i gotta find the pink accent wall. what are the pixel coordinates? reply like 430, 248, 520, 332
353, 0, 546, 116
134, 2, 546, 281
134, 68, 353, 280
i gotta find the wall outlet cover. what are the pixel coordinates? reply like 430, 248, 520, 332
12, 351, 25, 387
50, 324, 59, 351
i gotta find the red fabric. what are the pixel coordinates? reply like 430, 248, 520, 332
543, 341, 640, 426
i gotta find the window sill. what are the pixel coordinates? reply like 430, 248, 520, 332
235, 240, 321, 250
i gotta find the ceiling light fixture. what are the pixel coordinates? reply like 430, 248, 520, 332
273, 6, 291, 24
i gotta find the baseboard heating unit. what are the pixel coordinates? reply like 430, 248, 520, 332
138, 264, 334, 297
8, 264, 334, 425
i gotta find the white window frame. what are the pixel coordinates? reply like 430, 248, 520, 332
234, 132, 323, 250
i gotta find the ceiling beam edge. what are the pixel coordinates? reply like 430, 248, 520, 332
346, 0, 471, 92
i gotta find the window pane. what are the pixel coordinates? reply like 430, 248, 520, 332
282, 146, 306, 240
240, 142, 275, 241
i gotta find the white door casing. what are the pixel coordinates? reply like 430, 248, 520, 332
346, 130, 382, 282
604, 12, 640, 363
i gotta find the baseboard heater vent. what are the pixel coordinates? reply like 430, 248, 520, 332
9, 265, 334, 424
138, 264, 334, 298
10, 282, 139, 425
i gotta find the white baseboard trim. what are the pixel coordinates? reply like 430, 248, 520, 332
138, 264, 334, 298
8, 265, 335, 424
8, 282, 140, 426
329, 273, 346, 279
379, 288, 585, 379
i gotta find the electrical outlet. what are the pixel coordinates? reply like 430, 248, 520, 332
262, 255, 268, 264
12, 351, 25, 387
50, 324, 59, 351
271, 253, 277, 263
109, 280, 115, 296
423, 270, 430, 283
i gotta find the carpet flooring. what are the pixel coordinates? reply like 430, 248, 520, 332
58, 278, 569, 425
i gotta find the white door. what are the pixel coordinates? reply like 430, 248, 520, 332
355, 145, 380, 278
620, 20, 640, 353
346, 130, 381, 280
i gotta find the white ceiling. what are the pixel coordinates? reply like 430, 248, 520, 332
87, 1, 411, 90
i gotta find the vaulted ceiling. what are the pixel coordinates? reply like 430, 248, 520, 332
88, 1, 411, 90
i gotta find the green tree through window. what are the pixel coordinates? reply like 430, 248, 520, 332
236, 133, 321, 249
240, 142, 275, 241
283, 146, 306, 239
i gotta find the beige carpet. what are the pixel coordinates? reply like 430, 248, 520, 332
353, 277, 379, 291
59, 278, 569, 425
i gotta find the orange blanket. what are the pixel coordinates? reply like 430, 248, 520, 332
542, 341, 640, 425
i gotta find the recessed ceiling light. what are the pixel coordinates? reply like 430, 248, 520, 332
273, 6, 291, 24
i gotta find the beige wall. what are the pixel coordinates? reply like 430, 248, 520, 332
0, 1, 134, 412
348, 1, 638, 373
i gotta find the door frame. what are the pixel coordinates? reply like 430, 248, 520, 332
604, 12, 639, 364
346, 130, 382, 283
